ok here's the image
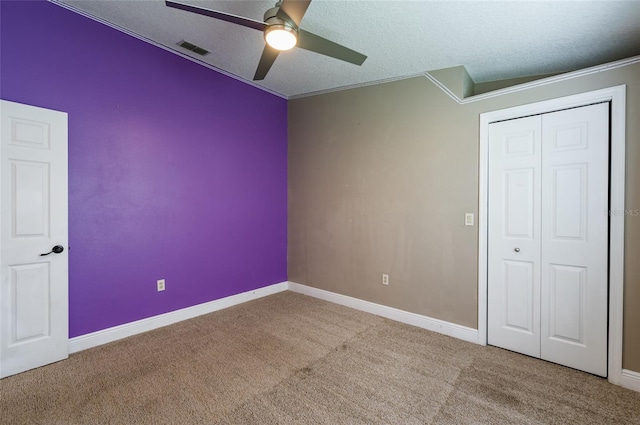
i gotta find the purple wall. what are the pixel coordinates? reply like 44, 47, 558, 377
0, 1, 288, 337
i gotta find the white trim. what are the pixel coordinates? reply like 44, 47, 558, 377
288, 73, 424, 100
621, 370, 640, 393
68, 282, 288, 353
607, 86, 627, 386
48, 1, 287, 100
287, 282, 479, 344
425, 56, 640, 105
478, 85, 626, 387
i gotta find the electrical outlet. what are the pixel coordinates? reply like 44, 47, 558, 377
157, 279, 165, 292
382, 274, 389, 285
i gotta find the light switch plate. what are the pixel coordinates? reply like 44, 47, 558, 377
465, 213, 474, 226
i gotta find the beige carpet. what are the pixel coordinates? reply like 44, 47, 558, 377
1, 291, 639, 424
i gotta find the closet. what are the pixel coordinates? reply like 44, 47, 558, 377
487, 102, 609, 377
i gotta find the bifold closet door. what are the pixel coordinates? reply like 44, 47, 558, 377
487, 103, 609, 377
540, 103, 609, 377
487, 115, 543, 359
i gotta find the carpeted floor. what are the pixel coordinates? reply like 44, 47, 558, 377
1, 291, 639, 424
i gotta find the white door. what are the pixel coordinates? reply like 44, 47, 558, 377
0, 100, 69, 378
487, 115, 542, 358
540, 103, 609, 376
488, 103, 609, 377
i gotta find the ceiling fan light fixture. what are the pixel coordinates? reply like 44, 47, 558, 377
265, 24, 297, 51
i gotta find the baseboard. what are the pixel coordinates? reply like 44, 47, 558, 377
67, 280, 637, 393
287, 282, 479, 344
68, 281, 288, 353
621, 369, 640, 392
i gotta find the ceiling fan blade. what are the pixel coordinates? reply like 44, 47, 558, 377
253, 45, 280, 80
165, 1, 267, 32
276, 0, 311, 27
297, 30, 367, 66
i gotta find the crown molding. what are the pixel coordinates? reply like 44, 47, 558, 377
287, 73, 425, 100
425, 55, 640, 104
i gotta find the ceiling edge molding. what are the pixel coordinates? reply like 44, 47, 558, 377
425, 55, 640, 105
288, 73, 426, 100
48, 0, 288, 100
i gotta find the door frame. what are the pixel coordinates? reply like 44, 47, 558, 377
478, 85, 626, 385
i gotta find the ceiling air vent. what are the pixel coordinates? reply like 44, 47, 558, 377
177, 40, 210, 56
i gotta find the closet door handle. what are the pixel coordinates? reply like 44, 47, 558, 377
514, 247, 520, 253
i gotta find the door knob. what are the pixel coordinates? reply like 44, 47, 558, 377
40, 245, 64, 256
514, 247, 520, 252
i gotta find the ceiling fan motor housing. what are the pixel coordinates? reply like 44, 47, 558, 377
264, 6, 297, 28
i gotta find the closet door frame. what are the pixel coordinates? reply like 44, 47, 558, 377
478, 85, 626, 386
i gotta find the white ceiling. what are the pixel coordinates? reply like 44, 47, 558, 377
54, 0, 640, 98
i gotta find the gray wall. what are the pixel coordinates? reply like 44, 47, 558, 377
288, 62, 640, 373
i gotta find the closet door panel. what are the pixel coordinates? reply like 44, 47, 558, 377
487, 116, 542, 358
540, 103, 609, 377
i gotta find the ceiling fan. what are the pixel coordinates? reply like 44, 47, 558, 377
165, 0, 367, 80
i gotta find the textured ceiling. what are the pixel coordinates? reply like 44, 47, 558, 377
54, 0, 640, 98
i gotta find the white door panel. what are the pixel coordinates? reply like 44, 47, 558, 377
1, 100, 68, 378
12, 160, 50, 238
488, 103, 609, 377
488, 116, 542, 358
504, 169, 535, 238
540, 103, 609, 377
503, 260, 535, 333
547, 264, 586, 344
